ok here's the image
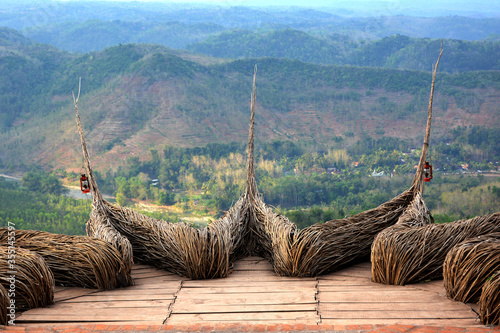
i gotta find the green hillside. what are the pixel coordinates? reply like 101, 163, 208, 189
188, 31, 500, 72
0, 28, 499, 173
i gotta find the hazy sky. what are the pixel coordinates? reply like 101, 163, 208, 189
50, 0, 498, 8
5, 0, 499, 17
51, 0, 499, 15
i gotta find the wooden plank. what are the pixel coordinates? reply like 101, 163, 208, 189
319, 318, 482, 326
179, 285, 316, 294
317, 290, 445, 302
408, 280, 447, 294
123, 283, 181, 290
17, 312, 166, 322
173, 292, 315, 305
318, 285, 416, 292
171, 303, 316, 314
324, 270, 373, 279
133, 276, 185, 285
91, 289, 177, 296
60, 294, 175, 302
53, 288, 98, 302
227, 270, 283, 277
319, 309, 477, 319
20, 320, 156, 324
125, 281, 181, 288
166, 311, 318, 323
220, 271, 316, 282
19, 306, 166, 316
182, 280, 314, 287
318, 276, 372, 284
319, 301, 473, 312
48, 300, 172, 308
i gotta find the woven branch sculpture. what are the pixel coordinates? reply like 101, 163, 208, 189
480, 271, 500, 326
76, 73, 254, 279
76, 48, 444, 279
248, 47, 442, 277
0, 283, 7, 325
0, 229, 131, 290
372, 213, 500, 285
0, 246, 54, 314
443, 233, 500, 304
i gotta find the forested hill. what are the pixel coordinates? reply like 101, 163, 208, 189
14, 11, 500, 53
0, 28, 499, 172
187, 31, 500, 72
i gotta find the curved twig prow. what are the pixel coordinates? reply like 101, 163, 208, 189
411, 41, 443, 193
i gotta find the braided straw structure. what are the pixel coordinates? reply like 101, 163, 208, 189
0, 246, 54, 313
444, 233, 500, 303
0, 228, 131, 290
480, 271, 500, 325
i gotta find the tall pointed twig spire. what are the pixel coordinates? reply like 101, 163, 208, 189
412, 41, 443, 192
245, 65, 258, 201
73, 78, 102, 202
73, 78, 134, 278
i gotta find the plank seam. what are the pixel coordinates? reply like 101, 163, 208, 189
163, 279, 183, 324
315, 277, 321, 325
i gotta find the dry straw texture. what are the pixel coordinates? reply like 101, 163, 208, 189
443, 233, 500, 303
0, 229, 132, 290
0, 283, 7, 325
251, 184, 420, 277
0, 246, 54, 312
371, 213, 500, 285
480, 271, 500, 325
101, 197, 249, 279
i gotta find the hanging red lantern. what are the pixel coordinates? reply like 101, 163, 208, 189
423, 161, 433, 182
80, 174, 90, 193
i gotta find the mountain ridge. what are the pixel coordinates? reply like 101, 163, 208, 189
0, 29, 498, 172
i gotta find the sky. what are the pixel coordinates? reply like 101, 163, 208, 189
47, 0, 499, 15
4, 0, 499, 17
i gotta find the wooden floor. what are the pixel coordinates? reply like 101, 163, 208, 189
16, 257, 483, 327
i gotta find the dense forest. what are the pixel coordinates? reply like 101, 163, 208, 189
90, 128, 499, 214
1, 130, 498, 235
2, 2, 498, 53
188, 32, 500, 72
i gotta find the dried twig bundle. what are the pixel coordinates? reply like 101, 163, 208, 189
0, 229, 132, 290
443, 233, 500, 303
254, 186, 418, 277
0, 246, 54, 312
0, 284, 7, 325
480, 271, 500, 326
100, 197, 249, 279
371, 213, 500, 285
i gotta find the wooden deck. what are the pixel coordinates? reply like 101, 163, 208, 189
16, 257, 483, 327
